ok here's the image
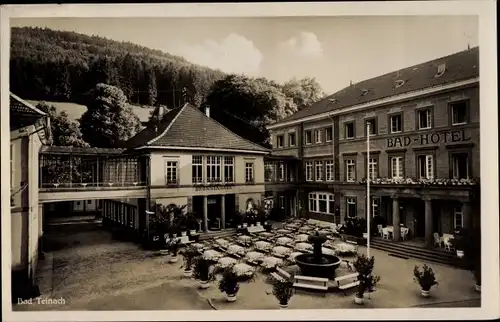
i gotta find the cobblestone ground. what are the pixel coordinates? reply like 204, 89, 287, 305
14, 226, 481, 311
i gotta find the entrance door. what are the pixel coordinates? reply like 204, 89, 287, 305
207, 196, 221, 230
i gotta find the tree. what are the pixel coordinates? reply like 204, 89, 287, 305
281, 77, 326, 110
80, 83, 142, 148
36, 102, 89, 147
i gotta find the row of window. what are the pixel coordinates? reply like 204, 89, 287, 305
344, 100, 469, 139
308, 194, 465, 230
304, 151, 469, 182
264, 161, 295, 182
164, 155, 255, 185
274, 100, 470, 148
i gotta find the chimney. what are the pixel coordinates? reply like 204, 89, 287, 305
205, 106, 210, 118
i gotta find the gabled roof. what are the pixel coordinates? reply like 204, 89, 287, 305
123, 103, 270, 153
10, 93, 47, 117
272, 46, 479, 126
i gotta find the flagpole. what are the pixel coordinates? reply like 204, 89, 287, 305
367, 123, 371, 258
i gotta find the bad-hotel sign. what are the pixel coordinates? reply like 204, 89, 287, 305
387, 129, 471, 148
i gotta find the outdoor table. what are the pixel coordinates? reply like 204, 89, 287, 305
335, 242, 357, 254
321, 247, 336, 256
237, 235, 253, 246
227, 244, 246, 257
245, 251, 265, 264
276, 229, 291, 234
299, 225, 314, 233
203, 249, 223, 261
259, 232, 274, 239
294, 234, 309, 242
218, 256, 237, 268
288, 252, 304, 262
215, 238, 230, 249
233, 263, 255, 277
271, 246, 293, 258
294, 242, 313, 252
254, 240, 273, 252
261, 256, 284, 269
276, 236, 294, 246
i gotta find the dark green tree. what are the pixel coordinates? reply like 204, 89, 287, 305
281, 77, 326, 110
80, 83, 142, 147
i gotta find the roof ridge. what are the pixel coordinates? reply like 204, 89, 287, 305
186, 103, 270, 152
147, 104, 187, 145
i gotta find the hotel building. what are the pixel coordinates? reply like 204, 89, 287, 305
266, 47, 480, 247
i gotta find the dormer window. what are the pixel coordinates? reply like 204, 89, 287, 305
394, 80, 405, 88
361, 89, 369, 96
435, 63, 446, 77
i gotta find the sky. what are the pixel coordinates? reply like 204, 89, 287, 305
11, 16, 478, 94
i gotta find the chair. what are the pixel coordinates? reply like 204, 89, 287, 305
433, 233, 442, 248
443, 236, 454, 252
382, 228, 390, 240
401, 228, 409, 241
377, 225, 383, 237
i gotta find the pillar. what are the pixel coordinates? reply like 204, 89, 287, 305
203, 195, 208, 233
221, 195, 226, 229
424, 197, 434, 248
462, 201, 472, 230
392, 196, 400, 241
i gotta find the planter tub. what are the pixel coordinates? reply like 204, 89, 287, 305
243, 223, 248, 228
199, 280, 210, 289
421, 289, 430, 297
226, 294, 237, 302
181, 231, 187, 237
184, 269, 192, 277
354, 295, 364, 305
279, 303, 288, 309
160, 249, 169, 256
189, 230, 197, 235
456, 250, 464, 258
169, 256, 178, 263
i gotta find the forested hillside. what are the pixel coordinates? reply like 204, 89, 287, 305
10, 27, 326, 147
10, 27, 225, 107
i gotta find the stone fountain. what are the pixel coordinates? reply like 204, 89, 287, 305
294, 231, 342, 279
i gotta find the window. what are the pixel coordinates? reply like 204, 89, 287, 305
315, 161, 323, 181
224, 156, 234, 183
305, 131, 312, 145
305, 161, 313, 181
76, 201, 81, 206
309, 193, 317, 212
451, 101, 468, 125
418, 109, 432, 129
277, 135, 284, 148
206, 156, 222, 183
245, 162, 254, 183
390, 156, 404, 179
278, 162, 285, 181
371, 198, 379, 217
346, 197, 357, 218
345, 122, 355, 139
314, 129, 322, 143
264, 162, 274, 182
417, 155, 434, 179
325, 160, 334, 181
365, 118, 377, 136
454, 206, 463, 230
87, 200, 92, 204
165, 160, 178, 184
367, 157, 377, 180
192, 155, 203, 184
325, 127, 333, 142
345, 159, 356, 182
452, 153, 469, 179
390, 114, 402, 133
288, 132, 296, 146
308, 192, 335, 214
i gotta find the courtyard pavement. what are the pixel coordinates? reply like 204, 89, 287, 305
13, 225, 481, 311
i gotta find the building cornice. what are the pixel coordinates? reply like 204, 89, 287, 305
267, 77, 479, 130
134, 145, 270, 155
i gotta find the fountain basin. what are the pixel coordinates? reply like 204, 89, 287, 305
295, 254, 342, 279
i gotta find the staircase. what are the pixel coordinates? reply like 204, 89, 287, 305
199, 228, 238, 241
370, 238, 464, 268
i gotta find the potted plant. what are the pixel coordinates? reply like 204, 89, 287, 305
180, 246, 199, 277
167, 238, 181, 263
353, 253, 380, 305
271, 278, 294, 309
451, 228, 467, 258
185, 213, 198, 235
218, 267, 240, 302
193, 257, 213, 289
413, 264, 438, 297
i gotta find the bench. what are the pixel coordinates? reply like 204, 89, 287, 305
334, 273, 360, 295
293, 275, 329, 292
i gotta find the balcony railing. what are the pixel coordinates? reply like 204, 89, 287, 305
359, 177, 478, 186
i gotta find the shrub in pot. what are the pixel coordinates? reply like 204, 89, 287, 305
353, 253, 380, 305
192, 257, 213, 289
167, 238, 181, 263
180, 246, 199, 277
413, 264, 438, 297
271, 278, 294, 309
217, 267, 240, 302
